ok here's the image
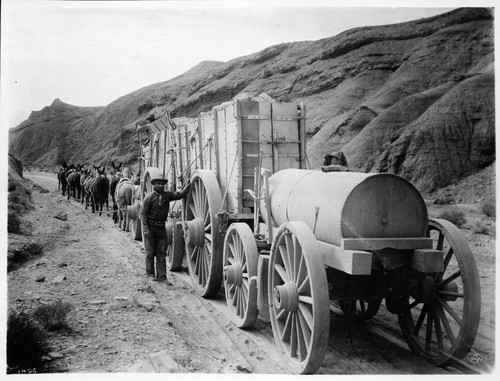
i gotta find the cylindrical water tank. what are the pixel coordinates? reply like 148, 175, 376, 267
260, 169, 428, 246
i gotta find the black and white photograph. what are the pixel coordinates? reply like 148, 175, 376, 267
1, 0, 496, 377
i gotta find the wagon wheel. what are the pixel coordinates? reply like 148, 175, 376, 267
339, 299, 382, 322
223, 223, 259, 328
131, 215, 142, 241
183, 170, 223, 298
142, 167, 161, 198
166, 212, 185, 271
268, 221, 329, 374
398, 218, 481, 365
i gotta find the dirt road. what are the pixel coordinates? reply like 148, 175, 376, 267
7, 171, 495, 374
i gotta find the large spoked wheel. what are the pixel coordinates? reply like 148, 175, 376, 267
223, 223, 259, 328
126, 201, 143, 241
268, 221, 330, 374
339, 299, 382, 322
142, 167, 161, 198
166, 212, 185, 271
183, 170, 223, 298
398, 218, 481, 365
131, 216, 142, 241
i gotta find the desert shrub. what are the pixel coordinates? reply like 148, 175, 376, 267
8, 186, 33, 212
7, 310, 48, 371
8, 211, 22, 234
472, 221, 489, 235
433, 195, 454, 205
438, 207, 466, 227
34, 300, 73, 331
481, 200, 495, 217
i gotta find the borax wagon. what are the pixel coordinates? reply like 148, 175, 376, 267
127, 96, 481, 374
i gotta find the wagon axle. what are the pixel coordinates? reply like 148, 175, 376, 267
273, 282, 299, 312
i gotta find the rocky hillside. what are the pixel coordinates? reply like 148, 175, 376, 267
9, 7, 495, 194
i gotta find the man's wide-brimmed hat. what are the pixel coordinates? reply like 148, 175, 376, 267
151, 175, 168, 184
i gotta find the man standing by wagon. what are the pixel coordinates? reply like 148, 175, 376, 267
140, 175, 190, 284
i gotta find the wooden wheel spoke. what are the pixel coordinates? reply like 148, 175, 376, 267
296, 314, 307, 361
275, 263, 289, 283
238, 289, 245, 317
203, 204, 210, 223
198, 246, 206, 286
236, 238, 244, 262
281, 238, 293, 276
229, 283, 236, 294
241, 281, 249, 302
191, 246, 199, 261
438, 299, 462, 325
232, 288, 238, 307
193, 183, 201, 214
437, 290, 464, 298
298, 275, 310, 294
414, 305, 428, 335
281, 312, 293, 342
189, 203, 196, 217
436, 232, 444, 250
297, 308, 312, 350
360, 301, 367, 313
436, 303, 456, 344
194, 247, 201, 276
438, 271, 461, 287
434, 313, 444, 350
443, 247, 454, 271
228, 241, 236, 257
425, 311, 434, 351
296, 253, 306, 286
204, 221, 211, 231
409, 299, 421, 309
292, 235, 301, 280
205, 233, 213, 244
284, 234, 295, 280
276, 309, 287, 321
298, 295, 313, 305
290, 314, 298, 358
298, 303, 313, 331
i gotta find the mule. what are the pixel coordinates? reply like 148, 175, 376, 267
67, 164, 82, 201
115, 168, 135, 231
57, 162, 68, 195
83, 171, 95, 210
80, 169, 91, 204
110, 162, 123, 223
90, 165, 109, 216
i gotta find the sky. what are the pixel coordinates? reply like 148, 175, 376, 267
3, 0, 487, 131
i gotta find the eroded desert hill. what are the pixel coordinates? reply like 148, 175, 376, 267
8, 7, 495, 194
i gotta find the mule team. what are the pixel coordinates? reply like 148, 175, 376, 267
57, 161, 139, 231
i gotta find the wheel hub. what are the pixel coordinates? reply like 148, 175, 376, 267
421, 276, 438, 304
224, 262, 243, 286
440, 280, 459, 301
184, 218, 205, 246
273, 282, 299, 312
